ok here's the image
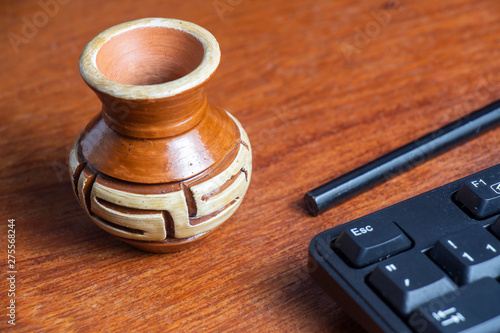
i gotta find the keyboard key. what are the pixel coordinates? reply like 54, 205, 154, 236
368, 253, 457, 316
428, 225, 500, 285
409, 278, 500, 333
455, 173, 500, 218
309, 163, 500, 333
489, 217, 500, 239
332, 219, 412, 267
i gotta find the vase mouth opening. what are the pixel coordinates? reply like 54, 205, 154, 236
79, 18, 220, 100
97, 27, 205, 86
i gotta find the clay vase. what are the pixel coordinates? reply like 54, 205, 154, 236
69, 18, 252, 253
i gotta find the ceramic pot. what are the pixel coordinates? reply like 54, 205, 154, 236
69, 18, 252, 253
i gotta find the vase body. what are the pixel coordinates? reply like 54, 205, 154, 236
70, 18, 252, 253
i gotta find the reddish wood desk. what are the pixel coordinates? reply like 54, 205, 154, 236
2, 0, 500, 331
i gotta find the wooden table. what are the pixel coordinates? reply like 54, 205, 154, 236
2, 0, 500, 331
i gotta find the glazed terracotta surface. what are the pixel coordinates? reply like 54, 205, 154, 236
70, 18, 252, 252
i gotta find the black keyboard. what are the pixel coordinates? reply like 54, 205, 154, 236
308, 164, 500, 333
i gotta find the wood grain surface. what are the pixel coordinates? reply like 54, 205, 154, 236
2, 0, 500, 331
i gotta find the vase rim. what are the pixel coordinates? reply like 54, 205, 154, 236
79, 18, 220, 100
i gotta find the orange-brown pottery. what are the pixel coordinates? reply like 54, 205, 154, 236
69, 18, 252, 253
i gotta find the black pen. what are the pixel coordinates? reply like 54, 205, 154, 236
304, 99, 500, 216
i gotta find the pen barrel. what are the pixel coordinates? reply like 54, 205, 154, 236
305, 100, 500, 216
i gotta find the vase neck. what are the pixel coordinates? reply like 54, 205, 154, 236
95, 85, 208, 139
78, 18, 221, 139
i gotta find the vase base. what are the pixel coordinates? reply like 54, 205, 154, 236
115, 226, 219, 253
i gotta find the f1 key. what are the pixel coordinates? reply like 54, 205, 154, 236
455, 169, 500, 218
